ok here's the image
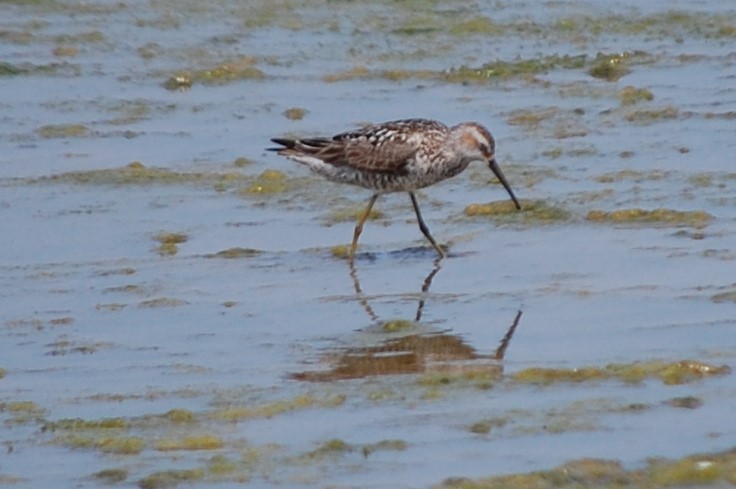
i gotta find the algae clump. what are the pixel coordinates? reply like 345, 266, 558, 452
711, 290, 736, 303
93, 468, 128, 483
512, 360, 729, 386
361, 439, 408, 457
47, 417, 129, 430
155, 435, 224, 451
382, 319, 417, 333
513, 366, 606, 384
324, 205, 383, 224
233, 157, 254, 168
586, 208, 712, 227
303, 438, 352, 460
625, 105, 679, 123
1, 400, 47, 423
330, 244, 350, 259
450, 17, 501, 36
589, 52, 631, 81
469, 420, 493, 435
595, 169, 669, 183
506, 107, 557, 128
206, 455, 240, 475
418, 367, 498, 389
163, 74, 192, 91
37, 123, 89, 138
283, 107, 306, 120
138, 297, 188, 308
446, 54, 586, 83
0, 61, 25, 76
98, 436, 144, 455
206, 247, 262, 259
465, 199, 570, 224
650, 458, 721, 486
154, 232, 188, 256
164, 408, 196, 423
619, 85, 654, 105
242, 169, 288, 194
166, 57, 265, 89
37, 162, 248, 187
323, 65, 370, 82
435, 448, 736, 489
324, 55, 587, 85
139, 469, 204, 489
210, 394, 315, 421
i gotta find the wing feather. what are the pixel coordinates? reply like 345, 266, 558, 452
331, 139, 417, 174
271, 119, 447, 175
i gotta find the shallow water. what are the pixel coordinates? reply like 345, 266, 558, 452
1, 0, 736, 488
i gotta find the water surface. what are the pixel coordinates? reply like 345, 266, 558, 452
1, 1, 735, 487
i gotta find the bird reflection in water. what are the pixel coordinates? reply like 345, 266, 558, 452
348, 255, 444, 323
291, 258, 522, 382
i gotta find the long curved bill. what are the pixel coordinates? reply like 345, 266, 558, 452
489, 158, 521, 210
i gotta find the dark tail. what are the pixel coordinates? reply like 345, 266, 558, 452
267, 138, 296, 152
268, 137, 331, 152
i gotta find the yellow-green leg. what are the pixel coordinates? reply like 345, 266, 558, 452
349, 194, 379, 265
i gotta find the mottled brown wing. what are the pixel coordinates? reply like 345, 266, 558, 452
312, 138, 418, 174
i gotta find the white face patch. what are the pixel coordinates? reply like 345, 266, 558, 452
468, 125, 494, 153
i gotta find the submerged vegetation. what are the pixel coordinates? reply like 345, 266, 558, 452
711, 289, 736, 304
324, 54, 590, 84
92, 468, 129, 483
24, 163, 317, 200
138, 469, 204, 489
586, 208, 713, 227
33, 162, 244, 186
323, 204, 384, 225
0, 60, 79, 77
588, 52, 632, 81
241, 169, 289, 195
445, 54, 587, 82
512, 360, 730, 386
205, 247, 262, 259
36, 123, 89, 138
464, 199, 570, 224
153, 232, 188, 256
435, 448, 736, 489
164, 56, 265, 90
154, 435, 224, 451
624, 105, 680, 123
618, 85, 654, 106
13, 355, 729, 482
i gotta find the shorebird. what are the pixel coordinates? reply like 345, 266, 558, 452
269, 118, 520, 263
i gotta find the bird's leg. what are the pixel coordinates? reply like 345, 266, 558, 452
409, 192, 446, 258
349, 194, 379, 265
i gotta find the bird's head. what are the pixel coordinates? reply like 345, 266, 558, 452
454, 122, 521, 210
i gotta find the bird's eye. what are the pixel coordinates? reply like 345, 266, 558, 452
479, 143, 490, 156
